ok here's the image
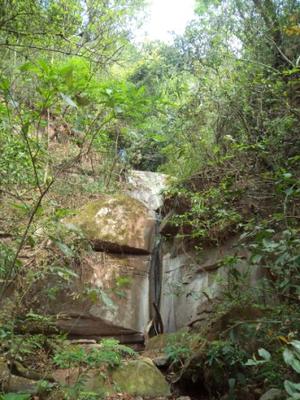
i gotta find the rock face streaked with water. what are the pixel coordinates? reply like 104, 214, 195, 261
48, 172, 170, 340
126, 170, 169, 211
29, 169, 260, 343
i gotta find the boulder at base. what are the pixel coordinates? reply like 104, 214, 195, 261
3, 375, 39, 395
53, 358, 170, 397
111, 358, 170, 396
67, 194, 156, 254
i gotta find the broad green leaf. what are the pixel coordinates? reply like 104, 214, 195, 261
114, 105, 123, 114
0, 78, 10, 92
0, 394, 31, 400
284, 380, 300, 398
258, 348, 271, 361
245, 359, 266, 366
101, 291, 116, 310
284, 348, 300, 373
50, 266, 78, 281
250, 254, 263, 264
54, 241, 74, 258
283, 173, 292, 179
19, 61, 40, 73
284, 348, 295, 364
60, 93, 77, 108
291, 341, 300, 353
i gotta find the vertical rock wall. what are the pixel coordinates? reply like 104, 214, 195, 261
159, 237, 264, 332
52, 171, 169, 342
30, 169, 262, 341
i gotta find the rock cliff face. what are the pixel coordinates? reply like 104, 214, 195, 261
159, 238, 263, 332
51, 171, 168, 342
55, 253, 151, 341
33, 170, 261, 342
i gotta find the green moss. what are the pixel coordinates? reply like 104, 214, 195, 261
66, 194, 150, 248
111, 358, 170, 396
80, 358, 170, 397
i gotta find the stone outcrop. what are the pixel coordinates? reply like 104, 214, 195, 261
21, 169, 265, 345
44, 172, 170, 341
67, 194, 156, 254
111, 358, 170, 396
53, 357, 170, 397
159, 236, 263, 332
3, 375, 39, 395
0, 358, 39, 395
53, 253, 150, 341
34, 170, 262, 341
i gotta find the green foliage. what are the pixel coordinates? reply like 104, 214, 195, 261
0, 131, 41, 187
247, 226, 300, 300
165, 179, 242, 244
53, 339, 137, 399
162, 331, 201, 366
0, 242, 20, 279
285, 381, 300, 400
206, 340, 248, 382
0, 327, 54, 362
0, 394, 31, 400
53, 338, 137, 370
245, 348, 271, 366
164, 337, 192, 365
283, 340, 300, 399
283, 340, 300, 374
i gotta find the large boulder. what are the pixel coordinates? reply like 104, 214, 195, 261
67, 194, 156, 254
0, 358, 39, 395
3, 375, 39, 395
53, 358, 170, 397
35, 253, 150, 340
110, 358, 170, 396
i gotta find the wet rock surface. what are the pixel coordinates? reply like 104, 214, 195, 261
126, 170, 169, 211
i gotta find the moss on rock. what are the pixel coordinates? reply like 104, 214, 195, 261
66, 194, 156, 254
110, 358, 170, 396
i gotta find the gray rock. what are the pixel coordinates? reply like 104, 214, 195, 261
126, 170, 169, 211
0, 357, 10, 383
66, 194, 156, 254
54, 357, 170, 397
176, 397, 191, 400
4, 375, 39, 394
152, 355, 170, 367
259, 388, 284, 400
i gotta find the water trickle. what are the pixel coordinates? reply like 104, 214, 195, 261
149, 214, 163, 323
